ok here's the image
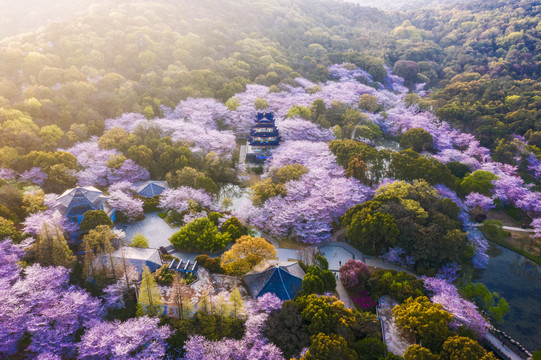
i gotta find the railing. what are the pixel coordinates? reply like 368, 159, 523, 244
376, 298, 387, 357
483, 327, 532, 360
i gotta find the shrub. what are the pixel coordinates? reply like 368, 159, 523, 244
195, 254, 224, 274
339, 259, 371, 290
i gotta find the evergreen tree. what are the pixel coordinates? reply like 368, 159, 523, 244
137, 265, 162, 317
230, 286, 244, 319
34, 224, 75, 268
82, 225, 117, 281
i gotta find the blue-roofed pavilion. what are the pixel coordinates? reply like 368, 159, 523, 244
243, 263, 305, 301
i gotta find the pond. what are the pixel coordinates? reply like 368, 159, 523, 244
475, 243, 541, 352
218, 183, 251, 211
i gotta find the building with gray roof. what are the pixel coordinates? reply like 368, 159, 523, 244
94, 246, 163, 275
134, 180, 169, 198
53, 186, 116, 224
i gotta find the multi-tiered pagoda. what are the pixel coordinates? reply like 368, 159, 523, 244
246, 112, 281, 162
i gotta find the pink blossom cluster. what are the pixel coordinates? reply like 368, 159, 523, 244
0, 241, 104, 357
527, 154, 541, 181
20, 167, 47, 186
156, 119, 236, 158
339, 259, 370, 289
65, 139, 118, 186
65, 140, 149, 186
168, 98, 230, 130
182, 294, 283, 360
77, 316, 172, 359
107, 190, 144, 222
423, 277, 490, 337
104, 113, 148, 132
0, 167, 48, 186
435, 185, 489, 269
22, 210, 79, 235
328, 64, 373, 83
159, 187, 216, 214
236, 141, 372, 243
277, 117, 334, 142
350, 291, 377, 310
0, 239, 171, 358
0, 168, 16, 180
531, 218, 541, 239
464, 192, 495, 211
435, 262, 461, 283
381, 247, 415, 267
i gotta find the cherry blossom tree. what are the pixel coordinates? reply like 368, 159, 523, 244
182, 294, 283, 360
339, 259, 370, 289
0, 240, 103, 357
77, 316, 172, 360
107, 159, 149, 184
22, 210, 79, 236
276, 117, 334, 142
65, 140, 118, 187
20, 167, 47, 186
423, 277, 489, 337
531, 218, 541, 239
464, 193, 495, 211
108, 190, 144, 222
0, 168, 16, 180
159, 187, 215, 213
527, 154, 541, 181
236, 141, 372, 243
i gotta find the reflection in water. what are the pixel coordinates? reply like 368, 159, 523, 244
475, 244, 541, 352
218, 184, 251, 211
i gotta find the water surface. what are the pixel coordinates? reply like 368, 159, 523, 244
475, 244, 541, 351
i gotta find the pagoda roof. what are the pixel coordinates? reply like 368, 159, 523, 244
248, 140, 281, 146
134, 180, 169, 198
54, 186, 109, 217
253, 122, 276, 129
249, 131, 279, 138
243, 263, 304, 301
256, 112, 274, 122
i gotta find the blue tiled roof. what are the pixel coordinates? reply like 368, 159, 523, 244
250, 130, 279, 137
244, 264, 305, 301
139, 183, 166, 198
249, 140, 281, 146
257, 267, 303, 300
256, 112, 274, 122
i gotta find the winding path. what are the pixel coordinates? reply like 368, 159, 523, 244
473, 224, 535, 233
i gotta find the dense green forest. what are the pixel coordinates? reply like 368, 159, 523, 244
0, 0, 538, 160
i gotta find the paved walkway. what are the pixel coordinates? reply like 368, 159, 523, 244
335, 278, 354, 309
378, 296, 415, 356
115, 212, 179, 249
316, 241, 419, 278
485, 332, 527, 360
239, 144, 247, 164
473, 224, 535, 233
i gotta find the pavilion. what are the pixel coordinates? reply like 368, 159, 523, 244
243, 262, 304, 301
53, 186, 116, 223
245, 112, 282, 162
